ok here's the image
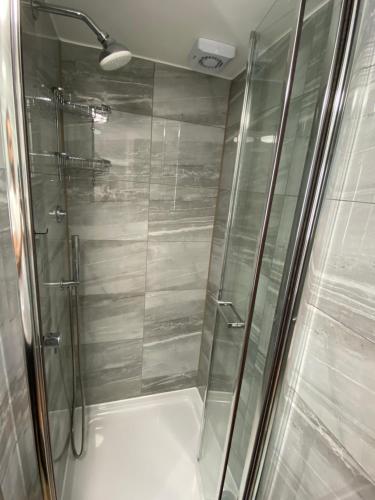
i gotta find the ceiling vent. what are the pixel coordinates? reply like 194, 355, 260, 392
189, 38, 236, 74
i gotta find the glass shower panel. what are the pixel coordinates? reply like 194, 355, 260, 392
255, 0, 375, 496
198, 0, 300, 498
222, 0, 341, 496
21, 18, 73, 498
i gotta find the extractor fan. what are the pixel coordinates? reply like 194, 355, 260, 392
189, 38, 236, 74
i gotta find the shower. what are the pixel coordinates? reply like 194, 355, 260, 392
0, 0, 371, 498
31, 1, 132, 70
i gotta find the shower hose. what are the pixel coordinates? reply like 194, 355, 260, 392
69, 285, 86, 458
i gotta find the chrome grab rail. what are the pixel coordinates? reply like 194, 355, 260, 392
216, 300, 245, 328
43, 280, 79, 288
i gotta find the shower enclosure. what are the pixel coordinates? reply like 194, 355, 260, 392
1, 0, 361, 498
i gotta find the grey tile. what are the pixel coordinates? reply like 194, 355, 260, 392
197, 293, 217, 394
30, 172, 65, 235
259, 388, 375, 500
63, 113, 93, 158
309, 200, 375, 343
84, 372, 142, 405
144, 289, 206, 341
142, 331, 201, 380
208, 311, 243, 393
92, 179, 149, 203
67, 176, 149, 203
83, 339, 142, 404
68, 198, 148, 241
148, 184, 217, 241
80, 240, 147, 295
206, 188, 231, 293
61, 43, 154, 115
0, 441, 27, 500
0, 353, 16, 487
80, 294, 144, 344
141, 372, 196, 395
153, 63, 230, 127
207, 235, 225, 295
146, 241, 211, 291
329, 146, 375, 203
218, 71, 246, 190
291, 303, 375, 475
21, 28, 60, 94
151, 117, 224, 189
93, 110, 152, 182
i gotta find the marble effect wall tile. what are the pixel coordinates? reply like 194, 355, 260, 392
61, 43, 154, 115
68, 198, 148, 241
83, 339, 143, 404
141, 372, 197, 395
146, 241, 211, 292
309, 200, 375, 342
81, 294, 145, 344
151, 117, 224, 189
144, 289, 206, 341
80, 239, 147, 296
148, 184, 217, 241
93, 110, 152, 182
153, 63, 230, 127
142, 332, 201, 382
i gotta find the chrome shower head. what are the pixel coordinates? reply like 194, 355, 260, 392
99, 39, 132, 71
32, 2, 132, 71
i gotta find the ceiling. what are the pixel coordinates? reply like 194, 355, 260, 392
47, 0, 275, 79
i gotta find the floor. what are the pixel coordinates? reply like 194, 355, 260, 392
62, 388, 205, 500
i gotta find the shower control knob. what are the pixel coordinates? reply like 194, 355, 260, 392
49, 205, 67, 223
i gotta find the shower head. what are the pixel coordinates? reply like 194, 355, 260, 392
99, 39, 132, 71
32, 1, 132, 70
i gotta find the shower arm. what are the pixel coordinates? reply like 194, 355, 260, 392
31, 1, 109, 44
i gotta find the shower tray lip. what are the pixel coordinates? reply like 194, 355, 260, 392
86, 386, 203, 422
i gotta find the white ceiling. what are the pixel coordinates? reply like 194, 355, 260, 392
47, 0, 275, 79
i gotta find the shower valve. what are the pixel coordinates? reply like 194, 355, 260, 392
48, 205, 67, 223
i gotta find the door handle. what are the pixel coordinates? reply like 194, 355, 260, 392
216, 300, 245, 328
43, 332, 61, 348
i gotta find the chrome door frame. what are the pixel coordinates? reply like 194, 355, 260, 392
215, 0, 308, 496
197, 30, 257, 461
1, 0, 57, 498
241, 0, 362, 497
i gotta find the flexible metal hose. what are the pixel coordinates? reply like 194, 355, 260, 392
69, 285, 86, 458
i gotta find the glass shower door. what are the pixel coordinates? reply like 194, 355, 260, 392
25, 88, 73, 498
198, 1, 300, 497
198, 0, 342, 497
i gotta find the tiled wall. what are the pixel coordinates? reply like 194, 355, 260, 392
61, 42, 230, 403
256, 0, 375, 497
